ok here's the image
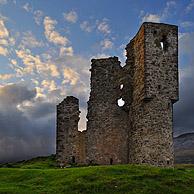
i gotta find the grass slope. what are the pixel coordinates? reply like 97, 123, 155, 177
1, 156, 194, 194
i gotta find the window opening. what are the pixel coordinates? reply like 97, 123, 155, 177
120, 84, 124, 89
117, 98, 125, 107
160, 35, 168, 51
160, 41, 164, 50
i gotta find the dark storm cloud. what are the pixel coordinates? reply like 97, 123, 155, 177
24, 101, 56, 119
0, 83, 55, 163
173, 32, 194, 136
174, 69, 194, 136
0, 83, 36, 105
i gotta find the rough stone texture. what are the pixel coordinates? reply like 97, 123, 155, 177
56, 22, 178, 167
86, 57, 129, 165
126, 23, 178, 166
56, 96, 85, 165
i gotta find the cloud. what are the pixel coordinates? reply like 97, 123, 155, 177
0, 74, 13, 80
21, 31, 44, 48
15, 48, 60, 77
142, 14, 161, 23
0, 19, 9, 38
63, 67, 79, 85
0, 38, 8, 46
92, 53, 110, 59
33, 10, 44, 25
22, 3, 32, 12
63, 11, 78, 23
173, 32, 194, 136
49, 63, 60, 77
0, 45, 8, 56
185, 0, 194, 13
80, 21, 93, 32
179, 32, 194, 55
100, 39, 113, 50
41, 79, 57, 92
141, 1, 176, 23
180, 21, 194, 28
10, 59, 17, 65
0, 83, 36, 105
97, 18, 111, 34
43, 16, 69, 46
0, 18, 15, 56
54, 54, 90, 87
20, 100, 56, 119
161, 1, 176, 19
0, 0, 7, 5
0, 83, 55, 163
59, 46, 74, 56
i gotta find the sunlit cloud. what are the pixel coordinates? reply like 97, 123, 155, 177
41, 79, 57, 92
44, 16, 69, 46
0, 19, 9, 38
0, 38, 8, 46
49, 63, 60, 77
10, 59, 17, 65
0, 73, 13, 80
63, 10, 78, 23
100, 39, 113, 50
35, 86, 45, 98
63, 67, 79, 85
15, 48, 60, 77
0, 18, 15, 56
0, 46, 8, 56
142, 13, 161, 23
20, 31, 44, 48
60, 46, 74, 56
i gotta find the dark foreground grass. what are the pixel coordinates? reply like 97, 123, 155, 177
1, 157, 194, 194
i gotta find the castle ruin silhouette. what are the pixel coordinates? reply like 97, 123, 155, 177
56, 22, 178, 167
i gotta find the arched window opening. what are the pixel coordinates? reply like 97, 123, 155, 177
117, 98, 125, 107
120, 84, 124, 90
160, 41, 164, 50
160, 35, 168, 51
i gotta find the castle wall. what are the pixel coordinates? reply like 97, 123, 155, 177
126, 23, 178, 166
56, 22, 178, 167
56, 96, 85, 165
86, 57, 129, 165
144, 23, 178, 102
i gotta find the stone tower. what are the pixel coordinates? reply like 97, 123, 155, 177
85, 57, 129, 165
126, 23, 178, 166
56, 22, 178, 167
56, 96, 85, 165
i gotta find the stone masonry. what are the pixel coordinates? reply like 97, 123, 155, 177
56, 22, 179, 167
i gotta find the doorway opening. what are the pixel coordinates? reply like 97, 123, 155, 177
110, 158, 113, 165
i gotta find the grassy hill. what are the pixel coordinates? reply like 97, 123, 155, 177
1, 156, 194, 194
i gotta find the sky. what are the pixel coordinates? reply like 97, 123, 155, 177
0, 0, 194, 163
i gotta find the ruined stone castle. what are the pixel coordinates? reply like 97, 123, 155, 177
56, 22, 178, 167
